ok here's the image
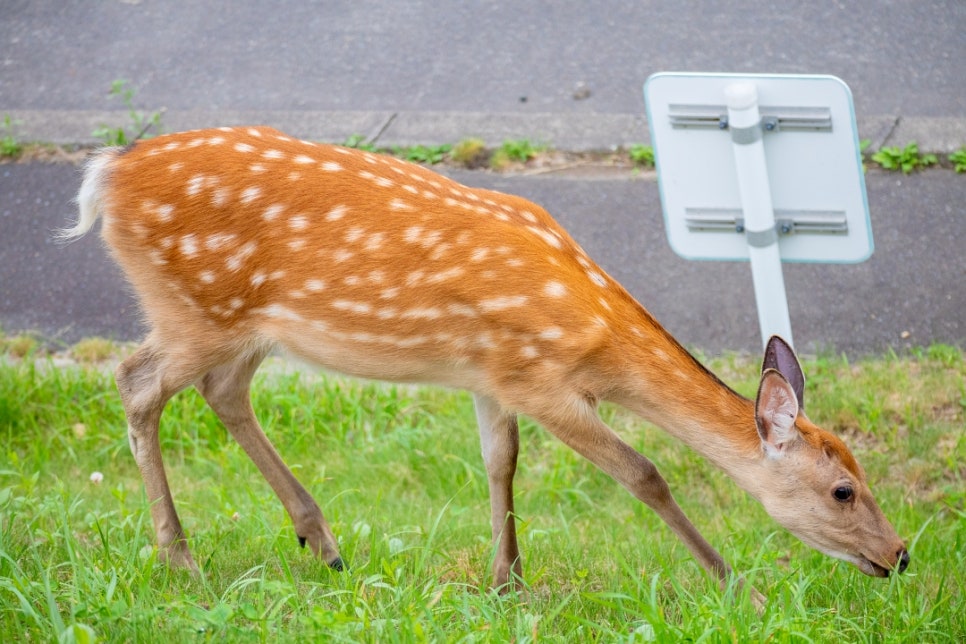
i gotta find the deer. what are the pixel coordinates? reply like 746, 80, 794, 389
61, 126, 909, 602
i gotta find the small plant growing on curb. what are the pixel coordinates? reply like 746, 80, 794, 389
394, 143, 452, 165
70, 337, 117, 363
450, 137, 488, 168
92, 79, 164, 146
341, 133, 377, 151
950, 147, 966, 173
0, 331, 38, 358
628, 143, 655, 168
1, 115, 23, 158
871, 141, 937, 174
490, 139, 544, 170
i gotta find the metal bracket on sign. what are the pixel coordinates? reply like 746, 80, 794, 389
668, 105, 833, 132
684, 208, 848, 235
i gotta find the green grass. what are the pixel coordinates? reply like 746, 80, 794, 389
1, 345, 964, 642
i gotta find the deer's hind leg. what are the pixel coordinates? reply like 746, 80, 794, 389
195, 346, 343, 569
116, 334, 221, 572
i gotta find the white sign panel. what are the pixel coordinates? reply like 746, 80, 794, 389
644, 73, 873, 263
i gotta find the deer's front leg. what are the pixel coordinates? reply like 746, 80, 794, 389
473, 394, 522, 590
533, 402, 766, 602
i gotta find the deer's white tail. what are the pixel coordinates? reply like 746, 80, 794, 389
58, 148, 121, 242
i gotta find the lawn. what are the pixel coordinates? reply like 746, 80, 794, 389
1, 340, 963, 642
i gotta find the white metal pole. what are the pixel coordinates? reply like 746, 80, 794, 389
724, 82, 794, 349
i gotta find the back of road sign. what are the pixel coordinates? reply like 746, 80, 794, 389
644, 73, 873, 263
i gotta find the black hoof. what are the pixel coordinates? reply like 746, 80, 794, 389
298, 536, 307, 548
328, 557, 346, 572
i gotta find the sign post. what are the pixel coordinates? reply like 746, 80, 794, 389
724, 81, 793, 345
644, 73, 873, 349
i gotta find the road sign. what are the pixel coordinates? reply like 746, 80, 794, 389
644, 73, 873, 347
644, 73, 872, 264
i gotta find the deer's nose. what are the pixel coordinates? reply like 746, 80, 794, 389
896, 548, 910, 574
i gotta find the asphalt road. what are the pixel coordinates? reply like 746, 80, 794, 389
0, 1, 963, 355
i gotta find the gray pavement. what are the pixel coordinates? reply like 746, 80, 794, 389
1, 1, 964, 355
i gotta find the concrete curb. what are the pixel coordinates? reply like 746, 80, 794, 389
6, 109, 966, 154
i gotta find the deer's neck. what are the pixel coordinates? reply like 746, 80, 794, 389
605, 309, 765, 489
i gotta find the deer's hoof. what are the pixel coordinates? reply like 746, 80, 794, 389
328, 557, 345, 571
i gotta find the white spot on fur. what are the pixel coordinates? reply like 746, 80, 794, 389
426, 267, 465, 284
528, 226, 563, 249
212, 187, 230, 208
204, 233, 237, 251
389, 198, 414, 211
479, 295, 529, 312
402, 307, 443, 320
470, 248, 489, 262
180, 235, 199, 258
156, 204, 174, 222
520, 345, 539, 359
447, 303, 478, 317
539, 327, 564, 340
305, 279, 326, 292
262, 204, 284, 221
364, 232, 386, 251
326, 204, 348, 221
225, 241, 257, 271
234, 142, 255, 153
544, 281, 567, 297
240, 186, 261, 204
332, 300, 372, 315
345, 227, 366, 243
294, 154, 315, 164
322, 161, 343, 172
148, 249, 167, 265
254, 304, 303, 322
187, 175, 205, 196
262, 149, 284, 160
289, 215, 309, 231
587, 271, 607, 287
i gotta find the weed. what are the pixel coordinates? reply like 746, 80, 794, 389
341, 134, 377, 151
70, 337, 117, 363
489, 139, 544, 170
394, 143, 452, 165
629, 143, 655, 168
449, 138, 488, 167
0, 115, 23, 158
871, 141, 938, 174
950, 147, 966, 173
0, 331, 38, 358
91, 79, 164, 146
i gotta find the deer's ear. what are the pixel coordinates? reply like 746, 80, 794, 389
762, 336, 805, 410
756, 369, 801, 458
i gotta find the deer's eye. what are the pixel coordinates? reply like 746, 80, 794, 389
832, 486, 854, 502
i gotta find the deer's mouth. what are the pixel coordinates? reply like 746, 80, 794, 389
856, 556, 891, 578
